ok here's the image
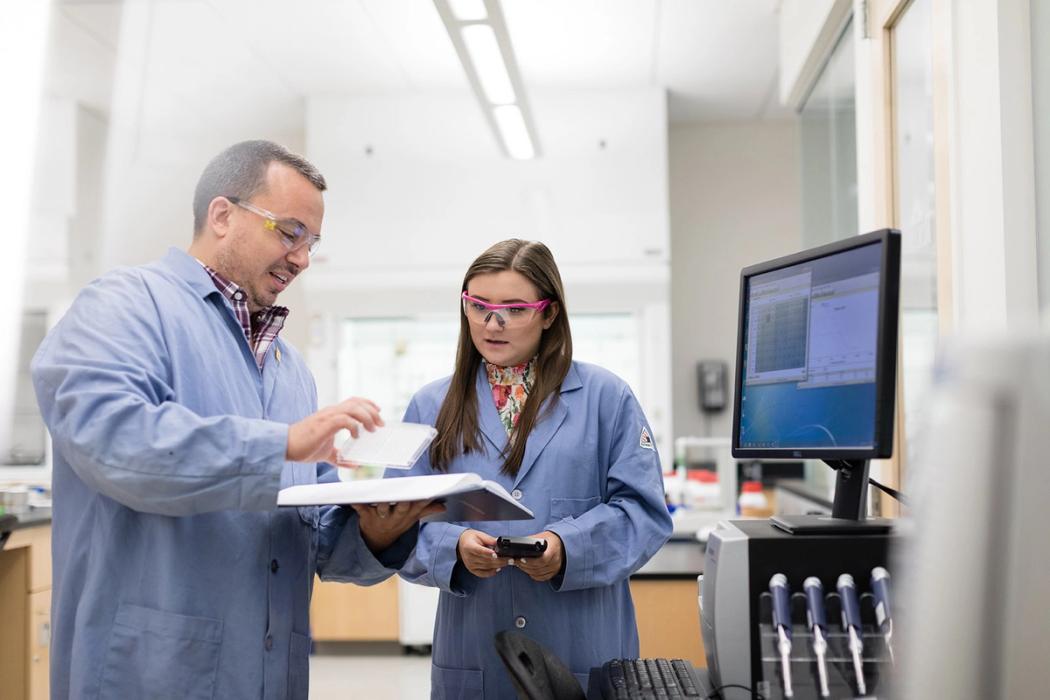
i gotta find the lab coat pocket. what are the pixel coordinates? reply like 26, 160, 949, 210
431, 661, 484, 699
99, 603, 222, 700
288, 632, 312, 699
550, 496, 601, 521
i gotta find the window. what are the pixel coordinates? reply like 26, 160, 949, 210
4, 312, 48, 466
336, 313, 641, 477
892, 0, 937, 466
799, 18, 858, 248
796, 17, 858, 494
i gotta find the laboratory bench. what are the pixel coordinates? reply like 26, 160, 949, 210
2, 511, 711, 697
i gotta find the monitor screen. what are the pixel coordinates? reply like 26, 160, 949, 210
732, 230, 900, 459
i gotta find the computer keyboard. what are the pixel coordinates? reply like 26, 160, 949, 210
598, 657, 704, 699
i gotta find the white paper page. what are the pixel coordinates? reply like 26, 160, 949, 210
278, 472, 480, 506
335, 421, 437, 468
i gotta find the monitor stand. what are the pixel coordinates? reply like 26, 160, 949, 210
770, 460, 894, 535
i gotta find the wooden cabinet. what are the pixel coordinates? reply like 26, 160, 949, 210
630, 578, 706, 667
309, 576, 400, 641
0, 544, 29, 700
0, 524, 51, 700
27, 589, 50, 700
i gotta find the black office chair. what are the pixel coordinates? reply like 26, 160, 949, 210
0, 513, 16, 550
495, 630, 586, 700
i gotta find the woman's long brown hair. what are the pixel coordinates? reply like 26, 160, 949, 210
429, 239, 573, 477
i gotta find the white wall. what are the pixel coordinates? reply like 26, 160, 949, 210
947, 0, 1039, 331
668, 121, 801, 440
304, 89, 669, 288
1, 2, 52, 475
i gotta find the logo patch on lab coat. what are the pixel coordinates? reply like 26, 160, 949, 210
639, 427, 654, 450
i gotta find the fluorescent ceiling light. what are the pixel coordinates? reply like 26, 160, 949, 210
460, 24, 515, 105
493, 105, 535, 160
434, 0, 540, 159
448, 0, 487, 21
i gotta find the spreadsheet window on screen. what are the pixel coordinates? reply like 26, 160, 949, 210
739, 242, 882, 450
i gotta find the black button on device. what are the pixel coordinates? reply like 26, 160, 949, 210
270, 559, 279, 573
264, 634, 273, 651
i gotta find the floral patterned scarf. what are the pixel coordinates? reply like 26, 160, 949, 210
485, 359, 535, 435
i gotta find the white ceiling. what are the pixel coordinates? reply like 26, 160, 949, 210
52, 0, 788, 126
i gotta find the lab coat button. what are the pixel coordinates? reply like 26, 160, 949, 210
264, 634, 273, 651
515, 616, 526, 629
511, 489, 523, 500
270, 559, 279, 573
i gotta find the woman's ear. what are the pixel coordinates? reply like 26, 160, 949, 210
542, 301, 560, 330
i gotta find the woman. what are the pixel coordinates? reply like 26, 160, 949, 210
389, 239, 672, 699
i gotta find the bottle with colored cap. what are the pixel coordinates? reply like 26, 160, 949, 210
737, 481, 770, 517
686, 469, 721, 510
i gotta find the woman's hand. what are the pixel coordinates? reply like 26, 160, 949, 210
457, 529, 512, 578
515, 531, 565, 583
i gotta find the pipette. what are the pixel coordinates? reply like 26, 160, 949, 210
870, 566, 895, 664
837, 573, 867, 696
769, 573, 794, 698
803, 576, 831, 697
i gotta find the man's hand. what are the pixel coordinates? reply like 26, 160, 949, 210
457, 529, 512, 578
286, 397, 383, 463
515, 531, 565, 583
352, 500, 446, 553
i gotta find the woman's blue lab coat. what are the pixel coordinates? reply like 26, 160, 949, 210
31, 248, 413, 699
391, 361, 673, 699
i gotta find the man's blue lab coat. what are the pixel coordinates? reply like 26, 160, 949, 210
31, 248, 414, 699
391, 362, 673, 699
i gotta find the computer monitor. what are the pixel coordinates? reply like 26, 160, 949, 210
731, 229, 901, 534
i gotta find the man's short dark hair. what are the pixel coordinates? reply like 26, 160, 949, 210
192, 140, 327, 236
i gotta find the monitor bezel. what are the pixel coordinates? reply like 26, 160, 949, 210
731, 228, 901, 460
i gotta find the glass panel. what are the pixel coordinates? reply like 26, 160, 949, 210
3, 312, 48, 465
799, 18, 858, 249
797, 18, 858, 494
892, 0, 937, 467
1034, 0, 1050, 309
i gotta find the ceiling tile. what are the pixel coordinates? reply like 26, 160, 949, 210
502, 0, 657, 88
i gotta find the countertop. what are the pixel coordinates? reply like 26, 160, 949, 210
0, 509, 708, 577
1, 507, 52, 531
775, 478, 833, 509
632, 538, 705, 580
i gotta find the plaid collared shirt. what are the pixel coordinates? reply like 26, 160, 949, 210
199, 262, 289, 369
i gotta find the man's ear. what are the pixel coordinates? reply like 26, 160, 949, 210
208, 196, 234, 239
542, 301, 560, 330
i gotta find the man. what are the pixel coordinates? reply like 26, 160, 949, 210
32, 140, 438, 698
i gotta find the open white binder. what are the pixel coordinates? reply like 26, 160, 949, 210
277, 472, 534, 522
